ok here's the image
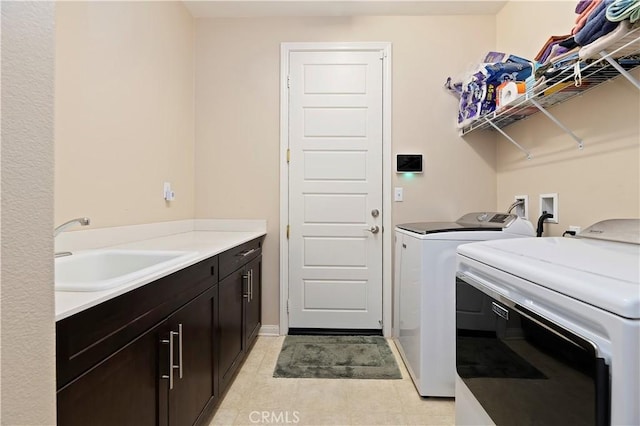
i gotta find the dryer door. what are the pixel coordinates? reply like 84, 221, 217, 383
456, 273, 610, 426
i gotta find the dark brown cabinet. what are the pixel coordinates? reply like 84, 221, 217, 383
218, 267, 246, 390
163, 285, 218, 426
58, 286, 219, 426
57, 256, 219, 426
57, 320, 163, 426
56, 236, 263, 426
218, 238, 263, 390
244, 255, 262, 349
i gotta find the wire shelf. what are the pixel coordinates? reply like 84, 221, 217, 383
460, 27, 640, 136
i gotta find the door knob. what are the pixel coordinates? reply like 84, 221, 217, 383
365, 225, 380, 234
371, 209, 380, 218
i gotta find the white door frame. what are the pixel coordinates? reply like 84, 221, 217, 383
279, 42, 392, 336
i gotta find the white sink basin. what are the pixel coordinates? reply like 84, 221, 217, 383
55, 249, 198, 292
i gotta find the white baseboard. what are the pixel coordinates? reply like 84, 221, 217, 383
259, 324, 280, 336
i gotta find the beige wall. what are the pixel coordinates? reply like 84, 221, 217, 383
52, 0, 638, 339
55, 1, 195, 229
496, 1, 640, 234
194, 16, 498, 326
1, 2, 56, 423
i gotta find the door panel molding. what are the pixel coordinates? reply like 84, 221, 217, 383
279, 42, 392, 336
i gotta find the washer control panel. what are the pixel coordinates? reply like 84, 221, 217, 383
463, 212, 516, 226
488, 213, 511, 223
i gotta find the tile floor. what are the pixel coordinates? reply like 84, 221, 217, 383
209, 336, 455, 426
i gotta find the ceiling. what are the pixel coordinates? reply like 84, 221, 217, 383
183, 0, 508, 18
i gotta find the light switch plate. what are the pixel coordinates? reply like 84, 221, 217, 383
394, 187, 403, 202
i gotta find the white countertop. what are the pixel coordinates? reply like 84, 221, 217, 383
55, 230, 265, 321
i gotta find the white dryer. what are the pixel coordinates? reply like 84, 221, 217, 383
393, 212, 535, 397
455, 219, 640, 426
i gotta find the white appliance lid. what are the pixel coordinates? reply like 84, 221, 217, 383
578, 218, 640, 244
396, 222, 502, 234
396, 212, 516, 234
457, 236, 640, 319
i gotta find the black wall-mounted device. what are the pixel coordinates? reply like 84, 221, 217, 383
396, 154, 423, 173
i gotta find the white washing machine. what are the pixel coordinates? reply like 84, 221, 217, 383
455, 219, 640, 425
393, 212, 535, 397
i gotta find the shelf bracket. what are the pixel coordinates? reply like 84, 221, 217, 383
484, 118, 532, 160
530, 98, 584, 150
599, 50, 640, 90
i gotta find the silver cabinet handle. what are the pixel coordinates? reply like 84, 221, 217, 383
243, 271, 250, 299
176, 324, 183, 379
249, 269, 254, 301
170, 330, 180, 381
161, 332, 175, 389
365, 225, 380, 234
236, 248, 258, 258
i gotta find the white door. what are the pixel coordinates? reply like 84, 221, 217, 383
287, 49, 384, 329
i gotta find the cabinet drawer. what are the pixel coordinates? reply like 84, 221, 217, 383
219, 237, 263, 279
56, 256, 218, 389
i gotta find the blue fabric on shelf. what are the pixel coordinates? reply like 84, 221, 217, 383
579, 19, 635, 59
575, 0, 619, 45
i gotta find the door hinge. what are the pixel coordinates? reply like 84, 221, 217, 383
286, 148, 290, 164
287, 299, 290, 314
287, 75, 290, 89
286, 224, 290, 239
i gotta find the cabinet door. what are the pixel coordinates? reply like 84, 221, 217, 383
163, 285, 218, 426
218, 269, 246, 390
244, 256, 262, 349
57, 321, 163, 426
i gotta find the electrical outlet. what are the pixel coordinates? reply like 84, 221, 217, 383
514, 195, 529, 219
163, 182, 175, 201
539, 193, 559, 223
569, 225, 581, 234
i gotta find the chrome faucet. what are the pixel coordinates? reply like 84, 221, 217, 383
54, 217, 91, 237
54, 218, 90, 257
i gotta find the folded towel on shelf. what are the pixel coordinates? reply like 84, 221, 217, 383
559, 36, 579, 49
534, 34, 572, 61
575, 0, 619, 45
573, 0, 603, 34
538, 41, 560, 63
545, 45, 570, 64
576, 0, 593, 13
606, 0, 640, 22
579, 19, 636, 59
550, 47, 581, 65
